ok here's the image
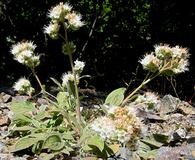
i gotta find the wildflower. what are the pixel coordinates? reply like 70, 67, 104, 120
113, 107, 141, 137
103, 104, 118, 115
11, 41, 36, 56
91, 117, 116, 140
172, 59, 189, 74
44, 23, 60, 39
154, 44, 172, 59
135, 92, 159, 104
30, 55, 40, 67
73, 60, 85, 73
48, 2, 72, 21
172, 45, 189, 59
10, 41, 40, 68
13, 77, 34, 95
90, 107, 142, 145
63, 3, 72, 12
61, 72, 79, 87
65, 12, 84, 29
139, 54, 160, 72
135, 92, 160, 110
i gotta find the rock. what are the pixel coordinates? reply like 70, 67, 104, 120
159, 94, 181, 114
0, 142, 5, 153
159, 94, 195, 115
12, 96, 29, 102
172, 128, 187, 140
0, 115, 9, 126
0, 103, 10, 109
156, 144, 195, 160
36, 98, 48, 106
0, 92, 12, 103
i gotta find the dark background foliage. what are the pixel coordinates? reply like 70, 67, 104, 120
0, 0, 194, 101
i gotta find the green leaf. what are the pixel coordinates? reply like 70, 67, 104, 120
43, 134, 64, 151
63, 131, 74, 140
153, 134, 170, 144
30, 133, 47, 141
137, 141, 157, 159
87, 135, 105, 152
10, 136, 38, 152
57, 92, 68, 108
62, 146, 74, 155
105, 88, 126, 106
10, 101, 35, 114
141, 135, 163, 148
34, 105, 47, 120
31, 119, 40, 128
62, 42, 76, 55
12, 126, 35, 131
14, 114, 32, 123
39, 153, 55, 160
50, 77, 63, 90
108, 144, 120, 154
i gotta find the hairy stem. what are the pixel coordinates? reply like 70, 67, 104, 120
63, 27, 82, 125
121, 78, 151, 106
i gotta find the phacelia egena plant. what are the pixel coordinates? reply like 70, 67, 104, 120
7, 1, 191, 160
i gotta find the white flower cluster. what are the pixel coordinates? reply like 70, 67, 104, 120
103, 104, 118, 114
61, 72, 79, 88
73, 60, 85, 73
90, 107, 142, 145
139, 44, 190, 75
91, 117, 116, 140
10, 41, 40, 67
44, 2, 84, 39
13, 77, 34, 95
61, 60, 85, 88
135, 92, 160, 110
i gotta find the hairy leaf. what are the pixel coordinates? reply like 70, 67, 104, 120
10, 101, 35, 114
87, 135, 105, 152
10, 136, 38, 152
57, 92, 68, 108
105, 87, 126, 106
43, 134, 64, 151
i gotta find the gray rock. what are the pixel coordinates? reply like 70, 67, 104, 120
0, 93, 12, 103
156, 144, 195, 160
159, 94, 181, 114
0, 142, 5, 153
12, 96, 29, 102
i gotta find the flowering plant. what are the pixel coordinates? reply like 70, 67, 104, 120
6, 1, 191, 160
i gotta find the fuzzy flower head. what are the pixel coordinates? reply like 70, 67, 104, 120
113, 107, 142, 141
11, 41, 36, 56
172, 59, 189, 74
73, 60, 85, 73
61, 72, 79, 88
65, 12, 84, 29
48, 2, 72, 21
10, 41, 40, 68
172, 45, 189, 59
154, 44, 172, 59
140, 44, 190, 75
13, 78, 34, 96
135, 92, 160, 110
44, 23, 60, 39
90, 107, 142, 145
91, 117, 116, 140
139, 54, 160, 72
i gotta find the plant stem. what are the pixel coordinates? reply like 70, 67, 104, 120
63, 26, 81, 125
121, 78, 151, 106
31, 68, 56, 100
31, 68, 45, 92
69, 53, 81, 124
